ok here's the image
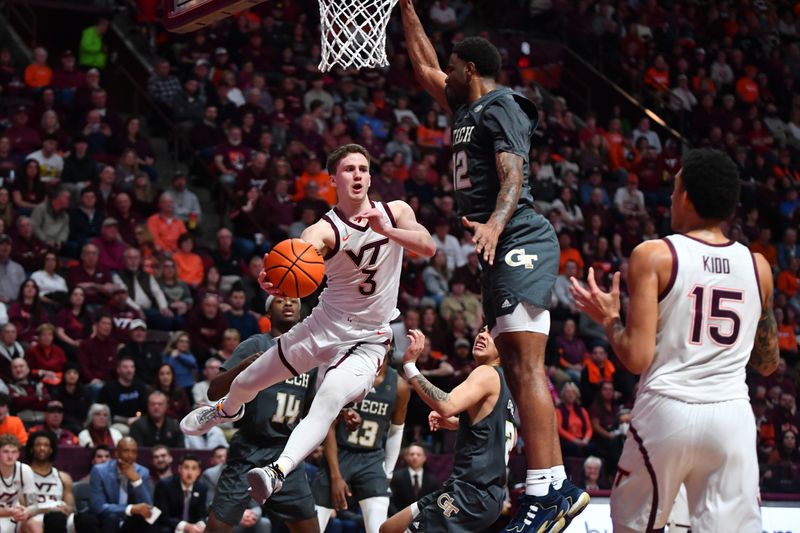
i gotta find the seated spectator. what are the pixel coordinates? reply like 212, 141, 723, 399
212, 126, 251, 187
0, 323, 24, 381
61, 136, 97, 191
52, 362, 89, 434
24, 323, 66, 377
54, 287, 93, 358
613, 174, 647, 219
185, 294, 228, 364
8, 279, 49, 344
153, 454, 208, 532
0, 234, 26, 304
439, 279, 481, 332
0, 188, 16, 231
79, 403, 122, 448
158, 258, 193, 319
416, 110, 449, 149
451, 251, 481, 295
113, 247, 175, 330
77, 314, 119, 396
98, 356, 148, 435
122, 326, 157, 378
578, 456, 609, 492
223, 288, 260, 340
778, 228, 799, 271
558, 233, 585, 274
165, 171, 201, 226
551, 187, 584, 233
105, 285, 144, 341
581, 343, 616, 406
8, 357, 50, 424
147, 59, 182, 110
422, 250, 450, 307
24, 47, 53, 89
553, 260, 581, 319
191, 357, 222, 407
93, 166, 121, 214
149, 444, 175, 490
68, 187, 104, 256
556, 382, 593, 457
30, 251, 68, 308
68, 243, 114, 307
11, 216, 48, 272
0, 392, 27, 444
556, 319, 587, 383
147, 192, 187, 255
26, 134, 63, 183
27, 400, 79, 446
129, 390, 184, 448
13, 159, 47, 211
448, 337, 477, 389
6, 108, 42, 157
216, 329, 240, 364
162, 331, 198, 395
152, 363, 191, 420
174, 233, 204, 288
390, 444, 440, 515
89, 436, 156, 532
589, 381, 627, 476
90, 217, 127, 272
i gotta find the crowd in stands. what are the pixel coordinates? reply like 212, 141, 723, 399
0, 4, 797, 530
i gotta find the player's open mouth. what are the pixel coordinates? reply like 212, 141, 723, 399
282, 310, 295, 318
352, 184, 363, 193
474, 339, 486, 351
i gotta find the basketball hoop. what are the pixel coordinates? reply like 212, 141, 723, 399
317, 0, 398, 72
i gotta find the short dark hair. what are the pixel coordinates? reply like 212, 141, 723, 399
26, 430, 58, 463
680, 149, 740, 221
91, 444, 111, 461
326, 144, 370, 175
179, 453, 201, 466
452, 37, 501, 78
212, 445, 228, 454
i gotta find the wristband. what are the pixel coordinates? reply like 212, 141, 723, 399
404, 362, 421, 379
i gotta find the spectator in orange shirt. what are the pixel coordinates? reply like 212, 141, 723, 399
643, 55, 670, 93
559, 231, 585, 274
173, 233, 204, 288
0, 393, 27, 445
776, 258, 799, 298
23, 47, 53, 89
775, 308, 798, 359
293, 156, 336, 206
556, 383, 593, 458
750, 228, 779, 268
147, 192, 187, 254
581, 343, 616, 406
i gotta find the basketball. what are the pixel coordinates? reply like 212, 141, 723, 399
263, 239, 325, 298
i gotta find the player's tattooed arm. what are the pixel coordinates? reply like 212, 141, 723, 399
750, 292, 779, 376
489, 152, 525, 230
398, 0, 449, 111
410, 374, 451, 404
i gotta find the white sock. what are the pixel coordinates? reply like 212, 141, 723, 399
526, 468, 551, 496
275, 456, 295, 476
551, 464, 567, 490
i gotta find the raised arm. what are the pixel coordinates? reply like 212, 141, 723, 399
570, 240, 668, 374
402, 330, 497, 418
750, 253, 779, 376
398, 0, 450, 111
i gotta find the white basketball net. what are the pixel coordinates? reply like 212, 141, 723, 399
318, 0, 398, 72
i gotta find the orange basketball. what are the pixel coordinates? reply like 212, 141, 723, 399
263, 239, 325, 298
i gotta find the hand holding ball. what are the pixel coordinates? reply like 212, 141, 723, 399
261, 239, 325, 298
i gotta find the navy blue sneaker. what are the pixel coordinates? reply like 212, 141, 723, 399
558, 479, 590, 527
504, 487, 568, 533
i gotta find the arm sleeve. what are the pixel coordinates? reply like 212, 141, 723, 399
133, 468, 153, 504
384, 423, 404, 479
482, 99, 533, 158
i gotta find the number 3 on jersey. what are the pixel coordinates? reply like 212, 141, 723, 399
453, 151, 471, 190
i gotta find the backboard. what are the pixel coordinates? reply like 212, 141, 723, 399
164, 0, 266, 33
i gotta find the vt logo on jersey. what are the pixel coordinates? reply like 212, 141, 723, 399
345, 238, 389, 296
504, 249, 538, 269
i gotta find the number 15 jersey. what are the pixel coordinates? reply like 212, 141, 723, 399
642, 235, 761, 403
320, 201, 403, 326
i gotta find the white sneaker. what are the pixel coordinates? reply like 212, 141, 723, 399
247, 464, 285, 504
180, 399, 244, 436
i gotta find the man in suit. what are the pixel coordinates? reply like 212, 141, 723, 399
389, 444, 440, 514
89, 436, 156, 532
154, 454, 207, 533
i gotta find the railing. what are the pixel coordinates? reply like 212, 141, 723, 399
2, 0, 37, 47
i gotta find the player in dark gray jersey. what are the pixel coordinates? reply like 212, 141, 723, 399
205, 296, 319, 533
381, 327, 515, 533
400, 1, 589, 531
314, 362, 410, 533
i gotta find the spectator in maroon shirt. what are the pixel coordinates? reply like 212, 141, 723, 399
261, 176, 294, 234
24, 323, 66, 378
556, 319, 589, 383
51, 50, 86, 105
233, 151, 270, 199
109, 192, 143, 246
12, 159, 47, 212
189, 106, 224, 154
213, 126, 251, 187
77, 314, 118, 396
68, 242, 114, 307
54, 286, 93, 359
90, 217, 127, 273
8, 357, 50, 424
8, 279, 50, 345
10, 216, 49, 272
185, 293, 228, 365
104, 285, 144, 342
5, 107, 41, 157
371, 158, 406, 202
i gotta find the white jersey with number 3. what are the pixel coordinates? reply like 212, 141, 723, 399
319, 201, 403, 326
640, 234, 761, 403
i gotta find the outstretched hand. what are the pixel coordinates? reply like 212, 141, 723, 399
462, 217, 501, 265
402, 329, 426, 365
569, 267, 622, 327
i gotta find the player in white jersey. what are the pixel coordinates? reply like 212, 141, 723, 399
571, 148, 779, 532
0, 435, 38, 533
26, 430, 98, 533
181, 143, 436, 505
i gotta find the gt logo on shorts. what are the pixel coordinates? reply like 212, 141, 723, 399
437, 493, 460, 517
505, 249, 538, 269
